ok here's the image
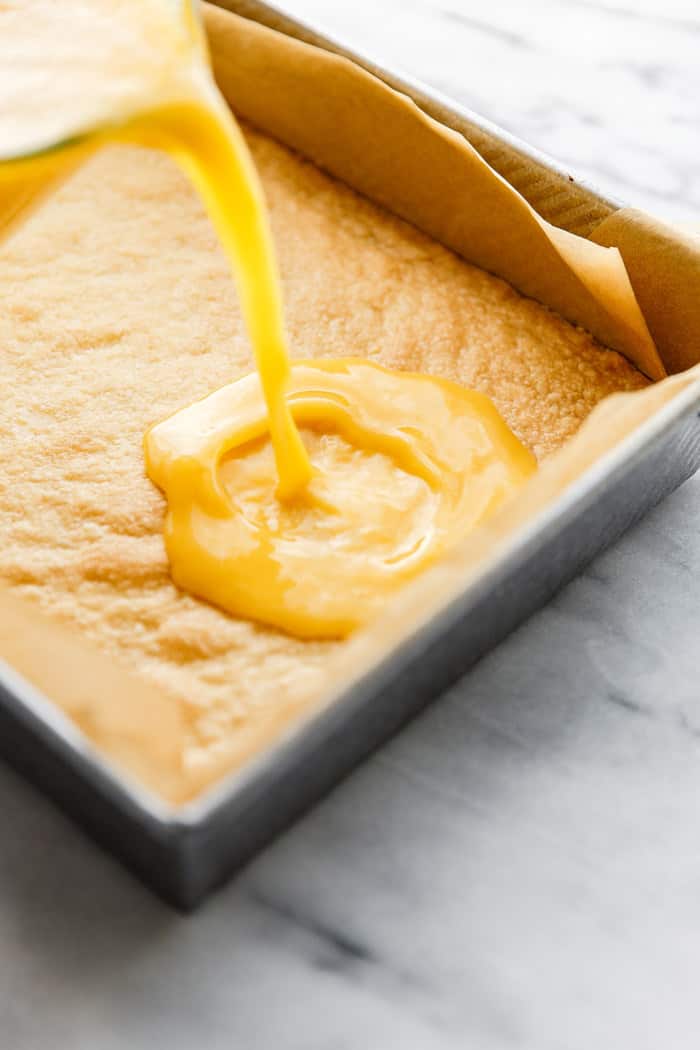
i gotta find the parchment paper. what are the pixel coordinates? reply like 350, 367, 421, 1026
1, 2, 699, 801
0, 588, 190, 803
203, 4, 665, 382
591, 209, 700, 375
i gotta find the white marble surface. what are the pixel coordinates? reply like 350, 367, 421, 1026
3, 2, 700, 1047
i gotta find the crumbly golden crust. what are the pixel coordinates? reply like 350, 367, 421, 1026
0, 126, 647, 770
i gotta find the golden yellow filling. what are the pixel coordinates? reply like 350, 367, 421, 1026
146, 358, 535, 637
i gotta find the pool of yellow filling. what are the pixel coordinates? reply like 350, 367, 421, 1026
146, 358, 535, 637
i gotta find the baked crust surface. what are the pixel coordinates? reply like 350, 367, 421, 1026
0, 126, 647, 770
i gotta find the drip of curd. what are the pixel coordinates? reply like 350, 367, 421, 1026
1, 0, 537, 640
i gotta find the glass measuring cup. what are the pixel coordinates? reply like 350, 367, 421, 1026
0, 0, 208, 239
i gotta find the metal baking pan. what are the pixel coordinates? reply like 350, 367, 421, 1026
1, 0, 699, 909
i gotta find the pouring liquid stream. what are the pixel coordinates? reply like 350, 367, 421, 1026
0, 1, 536, 639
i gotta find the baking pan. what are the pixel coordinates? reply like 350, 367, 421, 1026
1, 0, 699, 909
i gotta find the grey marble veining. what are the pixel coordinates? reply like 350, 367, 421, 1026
284, 0, 700, 224
2, 2, 700, 1048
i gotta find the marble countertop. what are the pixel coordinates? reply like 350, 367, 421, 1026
3, 2, 700, 1048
